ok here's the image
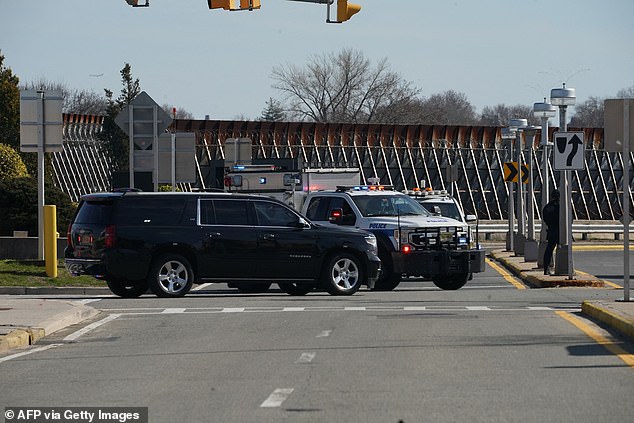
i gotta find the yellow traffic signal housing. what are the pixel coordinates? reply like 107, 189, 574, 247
337, 0, 361, 22
207, 0, 260, 11
208, 0, 233, 10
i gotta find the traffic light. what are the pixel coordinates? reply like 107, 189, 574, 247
124, 0, 149, 7
337, 0, 361, 22
208, 0, 233, 10
207, 0, 260, 11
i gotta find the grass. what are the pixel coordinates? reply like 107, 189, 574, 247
0, 259, 105, 287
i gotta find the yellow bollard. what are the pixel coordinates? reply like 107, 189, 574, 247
44, 205, 57, 278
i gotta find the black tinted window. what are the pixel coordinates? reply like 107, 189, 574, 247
74, 201, 113, 224
115, 198, 187, 226
305, 197, 330, 221
214, 200, 250, 225
254, 201, 298, 227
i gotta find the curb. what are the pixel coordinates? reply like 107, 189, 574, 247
0, 286, 111, 296
581, 301, 634, 342
0, 302, 99, 353
490, 250, 604, 288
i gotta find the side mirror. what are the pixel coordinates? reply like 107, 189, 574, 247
328, 208, 344, 224
296, 217, 311, 228
466, 214, 477, 223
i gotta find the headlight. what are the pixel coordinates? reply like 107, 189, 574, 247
364, 234, 378, 254
395, 229, 414, 245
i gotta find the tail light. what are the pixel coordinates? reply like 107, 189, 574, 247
104, 225, 116, 248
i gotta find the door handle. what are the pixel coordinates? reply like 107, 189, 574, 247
262, 233, 275, 240
207, 232, 221, 239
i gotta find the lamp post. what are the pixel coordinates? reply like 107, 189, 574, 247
510, 118, 528, 255
550, 83, 576, 278
523, 125, 541, 261
501, 127, 516, 252
534, 100, 557, 268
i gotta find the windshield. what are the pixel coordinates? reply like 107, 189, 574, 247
420, 202, 462, 221
352, 195, 431, 217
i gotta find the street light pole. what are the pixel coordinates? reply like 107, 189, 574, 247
510, 118, 528, 256
523, 125, 541, 261
534, 100, 557, 268
501, 127, 516, 252
551, 83, 576, 278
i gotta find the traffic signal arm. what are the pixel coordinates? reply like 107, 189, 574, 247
208, 0, 260, 10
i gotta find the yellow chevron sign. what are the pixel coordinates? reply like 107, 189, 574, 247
503, 162, 529, 183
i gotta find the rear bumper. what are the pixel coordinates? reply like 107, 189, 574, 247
392, 248, 486, 277
64, 258, 105, 277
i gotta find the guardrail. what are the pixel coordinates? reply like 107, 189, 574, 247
476, 220, 632, 241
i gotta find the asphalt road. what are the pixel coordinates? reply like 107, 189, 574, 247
1, 249, 633, 423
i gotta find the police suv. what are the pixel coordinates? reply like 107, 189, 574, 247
301, 184, 485, 291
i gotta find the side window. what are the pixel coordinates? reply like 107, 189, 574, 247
214, 200, 250, 225
115, 198, 186, 226
330, 197, 356, 226
254, 201, 299, 227
199, 200, 215, 225
180, 199, 198, 226
305, 197, 330, 221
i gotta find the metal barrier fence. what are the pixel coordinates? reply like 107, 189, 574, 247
53, 117, 633, 223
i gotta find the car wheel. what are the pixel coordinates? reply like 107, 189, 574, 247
148, 254, 194, 298
322, 253, 362, 296
371, 254, 401, 291
432, 273, 469, 290
278, 282, 315, 296
106, 279, 147, 298
234, 282, 272, 293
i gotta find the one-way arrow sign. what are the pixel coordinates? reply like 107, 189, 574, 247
553, 131, 584, 170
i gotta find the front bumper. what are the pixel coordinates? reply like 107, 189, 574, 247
365, 256, 381, 289
392, 248, 486, 278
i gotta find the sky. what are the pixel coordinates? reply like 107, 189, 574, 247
1, 0, 633, 121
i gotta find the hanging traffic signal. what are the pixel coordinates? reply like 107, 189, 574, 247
208, 0, 233, 10
336, 0, 361, 22
207, 0, 260, 11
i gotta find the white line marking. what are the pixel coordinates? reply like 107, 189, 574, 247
162, 308, 186, 314
75, 299, 102, 305
63, 314, 121, 342
316, 330, 332, 338
296, 352, 316, 363
527, 306, 553, 311
466, 306, 491, 311
404, 306, 427, 311
283, 307, 305, 312
260, 388, 294, 408
344, 307, 366, 311
0, 343, 62, 364
191, 283, 213, 291
221, 308, 245, 313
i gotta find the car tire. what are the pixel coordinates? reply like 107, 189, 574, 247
106, 278, 147, 298
148, 254, 194, 298
278, 282, 314, 296
234, 282, 272, 293
321, 253, 363, 296
371, 253, 401, 291
432, 273, 469, 290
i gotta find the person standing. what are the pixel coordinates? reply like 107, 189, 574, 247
542, 189, 560, 275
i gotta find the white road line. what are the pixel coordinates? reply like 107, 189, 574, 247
162, 308, 186, 314
466, 306, 491, 311
527, 306, 553, 311
316, 330, 332, 338
0, 343, 62, 364
296, 352, 316, 363
283, 307, 305, 312
260, 388, 294, 408
221, 308, 245, 313
344, 306, 366, 311
63, 314, 121, 342
191, 283, 213, 291
75, 299, 102, 305
404, 306, 427, 311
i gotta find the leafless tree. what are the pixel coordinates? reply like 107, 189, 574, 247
418, 90, 478, 125
22, 78, 107, 115
480, 104, 537, 126
162, 104, 194, 119
271, 48, 420, 124
569, 96, 604, 127
617, 85, 634, 98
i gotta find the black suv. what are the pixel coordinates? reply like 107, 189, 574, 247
65, 191, 381, 298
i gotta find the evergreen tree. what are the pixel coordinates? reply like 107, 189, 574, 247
97, 63, 142, 172
260, 98, 286, 121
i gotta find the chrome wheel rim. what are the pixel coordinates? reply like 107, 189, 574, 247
331, 258, 359, 291
157, 260, 188, 293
